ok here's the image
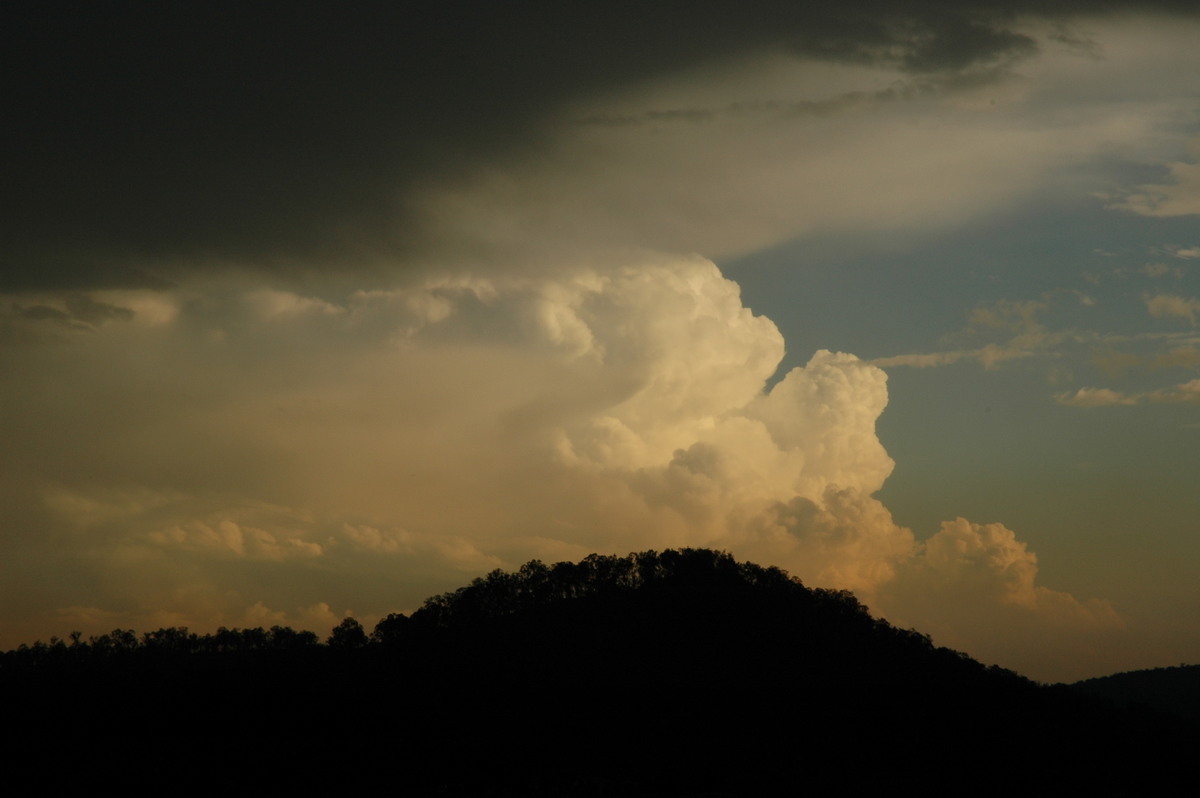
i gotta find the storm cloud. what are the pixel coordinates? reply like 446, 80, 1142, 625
3, 1, 1199, 682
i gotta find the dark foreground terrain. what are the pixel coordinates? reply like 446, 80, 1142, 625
3, 549, 1195, 795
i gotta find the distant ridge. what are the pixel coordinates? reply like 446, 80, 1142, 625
1072, 663, 1200, 724
3, 548, 1195, 795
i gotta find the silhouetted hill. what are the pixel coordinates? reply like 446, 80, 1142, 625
1071, 663, 1200, 725
3, 549, 1194, 795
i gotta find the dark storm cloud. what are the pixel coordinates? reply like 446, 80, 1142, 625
3, 0, 1195, 289
13, 294, 135, 328
899, 16, 1038, 73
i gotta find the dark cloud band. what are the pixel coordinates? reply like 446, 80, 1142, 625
5, 0, 1194, 288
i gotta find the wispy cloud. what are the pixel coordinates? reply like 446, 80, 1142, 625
871, 344, 1036, 370
1112, 137, 1200, 218
1056, 378, 1200, 407
872, 296, 1060, 370
1141, 262, 1179, 279
1145, 292, 1200, 325
1055, 387, 1139, 407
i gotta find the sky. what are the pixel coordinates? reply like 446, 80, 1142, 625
2, 1, 1198, 682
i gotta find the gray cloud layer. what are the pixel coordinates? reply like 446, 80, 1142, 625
5, 0, 1196, 288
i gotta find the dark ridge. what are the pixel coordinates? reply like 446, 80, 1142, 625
1071, 663, 1200, 725
3, 548, 1195, 795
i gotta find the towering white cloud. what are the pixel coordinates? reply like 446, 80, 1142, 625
7, 13, 1199, 683
881, 518, 1125, 682
0, 253, 1120, 680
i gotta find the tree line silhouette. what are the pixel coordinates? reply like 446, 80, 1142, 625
3, 548, 1195, 795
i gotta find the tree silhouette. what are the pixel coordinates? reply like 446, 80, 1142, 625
1, 548, 1195, 795
369, 612, 410, 647
326, 617, 367, 649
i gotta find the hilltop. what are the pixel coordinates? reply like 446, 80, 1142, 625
3, 549, 1194, 795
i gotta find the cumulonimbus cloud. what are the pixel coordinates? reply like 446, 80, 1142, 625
11, 11, 1198, 681
0, 253, 1119, 681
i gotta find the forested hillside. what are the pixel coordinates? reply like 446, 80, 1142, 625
1073, 664, 1200, 725
3, 549, 1194, 795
